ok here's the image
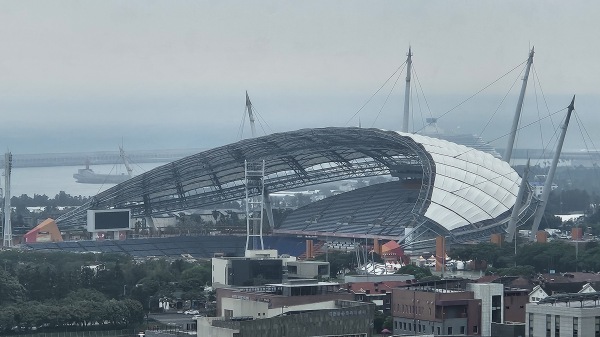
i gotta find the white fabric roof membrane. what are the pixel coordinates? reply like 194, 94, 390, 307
399, 132, 520, 231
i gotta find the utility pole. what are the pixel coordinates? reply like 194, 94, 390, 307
3, 152, 12, 247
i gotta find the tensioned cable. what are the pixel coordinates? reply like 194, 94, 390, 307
344, 61, 407, 126
413, 59, 528, 134
532, 65, 556, 131
411, 64, 434, 127
447, 107, 568, 194
252, 104, 275, 135
237, 104, 247, 140
414, 68, 426, 134
452, 106, 567, 159
371, 67, 403, 127
572, 111, 598, 171
254, 109, 269, 137
532, 67, 545, 148
410, 74, 416, 132
573, 111, 600, 188
477, 65, 524, 142
574, 111, 600, 164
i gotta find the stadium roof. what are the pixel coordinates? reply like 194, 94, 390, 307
56, 127, 532, 242
404, 133, 519, 231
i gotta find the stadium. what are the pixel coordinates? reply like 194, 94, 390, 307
47, 127, 536, 254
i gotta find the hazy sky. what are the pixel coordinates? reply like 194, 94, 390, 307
1, 1, 599, 154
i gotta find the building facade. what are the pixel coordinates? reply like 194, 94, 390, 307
198, 300, 375, 337
526, 292, 600, 337
391, 288, 482, 336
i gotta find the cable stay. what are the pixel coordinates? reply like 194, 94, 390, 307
344, 59, 407, 126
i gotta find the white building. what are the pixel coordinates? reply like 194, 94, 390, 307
529, 285, 549, 303
526, 293, 600, 337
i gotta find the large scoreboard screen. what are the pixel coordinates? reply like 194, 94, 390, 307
87, 209, 131, 232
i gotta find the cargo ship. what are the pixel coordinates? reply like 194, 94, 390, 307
73, 147, 133, 184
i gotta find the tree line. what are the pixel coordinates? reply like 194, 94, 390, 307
0, 250, 212, 334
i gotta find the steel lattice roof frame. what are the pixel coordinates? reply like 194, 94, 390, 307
57, 127, 436, 229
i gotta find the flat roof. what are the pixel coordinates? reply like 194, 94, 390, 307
267, 281, 341, 288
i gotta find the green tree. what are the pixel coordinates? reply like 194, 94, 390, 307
0, 269, 25, 304
316, 252, 356, 278
395, 264, 432, 280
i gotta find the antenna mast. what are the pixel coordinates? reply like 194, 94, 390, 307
504, 47, 535, 162
3, 152, 12, 247
243, 92, 270, 254
529, 96, 575, 241
402, 47, 412, 133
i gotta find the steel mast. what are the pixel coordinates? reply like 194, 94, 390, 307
244, 92, 266, 253
246, 91, 257, 138
119, 146, 134, 178
529, 96, 575, 241
3, 152, 12, 247
505, 159, 530, 243
504, 47, 534, 162
402, 47, 412, 133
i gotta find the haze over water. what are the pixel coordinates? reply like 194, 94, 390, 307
10, 162, 168, 198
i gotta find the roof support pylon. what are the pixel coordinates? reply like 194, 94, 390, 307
402, 47, 412, 133
504, 47, 534, 162
530, 96, 575, 241
505, 158, 530, 243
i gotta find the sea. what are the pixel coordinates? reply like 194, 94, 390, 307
9, 162, 169, 198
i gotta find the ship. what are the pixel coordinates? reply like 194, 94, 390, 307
73, 146, 134, 184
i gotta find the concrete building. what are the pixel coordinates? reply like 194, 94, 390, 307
198, 300, 375, 337
467, 283, 504, 337
526, 292, 600, 337
286, 260, 329, 280
344, 273, 415, 283
529, 273, 600, 303
216, 279, 354, 319
212, 254, 284, 288
391, 287, 482, 336
212, 251, 330, 288
504, 288, 530, 323
346, 280, 409, 315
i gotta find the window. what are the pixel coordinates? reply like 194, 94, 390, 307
546, 314, 551, 337
409, 323, 412, 331
460, 326, 465, 334
448, 326, 453, 335
596, 316, 600, 337
529, 313, 534, 337
437, 327, 441, 335
555, 315, 560, 337
403, 322, 406, 330
474, 325, 478, 334
574, 317, 579, 337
